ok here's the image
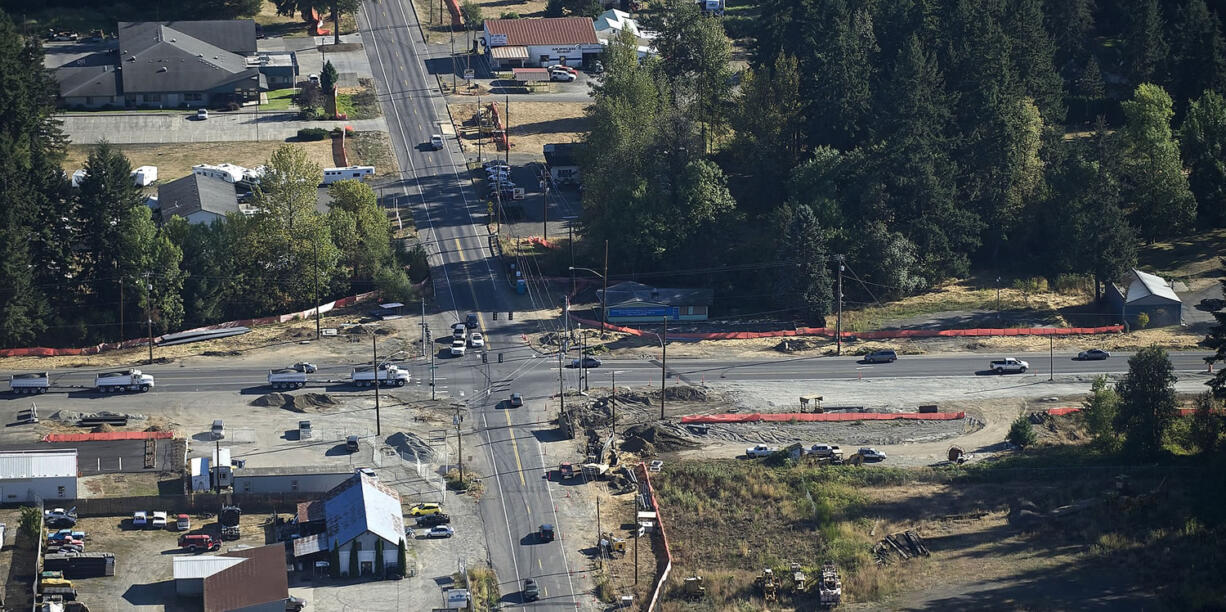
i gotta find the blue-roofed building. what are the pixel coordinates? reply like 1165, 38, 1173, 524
291, 471, 405, 577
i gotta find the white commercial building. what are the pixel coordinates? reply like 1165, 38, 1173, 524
483, 17, 602, 69
0, 450, 78, 503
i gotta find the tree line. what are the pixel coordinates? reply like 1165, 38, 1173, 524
580, 0, 1226, 323
0, 12, 416, 348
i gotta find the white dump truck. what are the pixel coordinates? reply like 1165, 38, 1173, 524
267, 369, 308, 390
9, 372, 50, 394
351, 365, 410, 387
94, 370, 154, 393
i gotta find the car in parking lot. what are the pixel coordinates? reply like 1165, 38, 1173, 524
570, 356, 601, 368
179, 533, 220, 552
858, 447, 887, 461
862, 349, 897, 363
151, 511, 168, 529
196, 108, 209, 120
44, 508, 77, 528
132, 511, 148, 529
547, 64, 577, 75
550, 69, 576, 82
510, 392, 523, 407
426, 525, 455, 538
285, 595, 307, 611
1077, 348, 1111, 360
409, 503, 442, 516
469, 332, 485, 348
416, 513, 451, 527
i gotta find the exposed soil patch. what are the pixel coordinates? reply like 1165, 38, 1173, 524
386, 431, 436, 462
250, 392, 340, 412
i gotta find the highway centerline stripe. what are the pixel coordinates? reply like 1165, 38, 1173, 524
505, 409, 527, 487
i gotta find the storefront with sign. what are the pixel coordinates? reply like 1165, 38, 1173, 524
483, 17, 603, 69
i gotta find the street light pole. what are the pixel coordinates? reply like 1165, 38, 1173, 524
602, 240, 609, 337
313, 240, 321, 340
373, 331, 381, 436
836, 255, 844, 356
611, 369, 617, 439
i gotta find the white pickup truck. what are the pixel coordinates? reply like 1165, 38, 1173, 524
95, 370, 154, 393
351, 365, 410, 387
746, 444, 779, 458
989, 358, 1029, 374
268, 369, 308, 390
9, 372, 49, 394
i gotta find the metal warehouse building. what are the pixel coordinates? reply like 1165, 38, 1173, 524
233, 466, 355, 495
0, 449, 78, 503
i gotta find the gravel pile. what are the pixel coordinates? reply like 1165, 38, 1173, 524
251, 392, 339, 412
386, 431, 436, 462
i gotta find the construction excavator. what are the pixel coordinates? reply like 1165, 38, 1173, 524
755, 568, 778, 603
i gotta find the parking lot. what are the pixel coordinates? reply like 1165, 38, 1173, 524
68, 513, 268, 612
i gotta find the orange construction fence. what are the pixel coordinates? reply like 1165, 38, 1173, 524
43, 431, 175, 443
681, 411, 966, 424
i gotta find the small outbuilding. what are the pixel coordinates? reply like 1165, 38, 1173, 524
173, 543, 289, 610
1106, 268, 1183, 329
0, 450, 77, 503
597, 281, 714, 323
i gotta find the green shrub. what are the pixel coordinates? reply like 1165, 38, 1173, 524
296, 127, 328, 141
500, 11, 519, 18
1008, 414, 1037, 449
298, 106, 319, 121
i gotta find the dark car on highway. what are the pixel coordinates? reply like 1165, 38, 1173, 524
570, 356, 601, 369
523, 578, 540, 602
510, 393, 523, 407
465, 313, 479, 329
862, 349, 897, 363
1076, 348, 1111, 360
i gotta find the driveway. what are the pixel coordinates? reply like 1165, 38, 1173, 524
59, 111, 388, 144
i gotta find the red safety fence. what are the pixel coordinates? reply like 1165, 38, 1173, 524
638, 462, 673, 612
681, 411, 966, 424
0, 291, 378, 358
488, 103, 508, 150
524, 236, 554, 250
568, 315, 1124, 342
308, 8, 330, 36
43, 431, 175, 443
445, 0, 463, 27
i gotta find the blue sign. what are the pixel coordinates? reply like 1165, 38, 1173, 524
609, 307, 679, 319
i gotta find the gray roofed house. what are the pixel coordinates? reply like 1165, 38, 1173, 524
156, 174, 242, 225
55, 19, 276, 109
1106, 268, 1183, 328
596, 281, 714, 323
293, 472, 405, 577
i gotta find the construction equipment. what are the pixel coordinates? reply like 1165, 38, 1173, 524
819, 563, 842, 608
683, 576, 706, 600
799, 395, 824, 413
599, 532, 626, 557
559, 462, 575, 480
754, 568, 778, 603
790, 562, 807, 592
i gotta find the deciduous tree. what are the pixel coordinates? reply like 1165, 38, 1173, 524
1117, 83, 1197, 240
1083, 375, 1122, 452
1181, 90, 1226, 227
1115, 345, 1179, 457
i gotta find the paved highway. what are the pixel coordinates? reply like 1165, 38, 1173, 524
354, 1, 580, 606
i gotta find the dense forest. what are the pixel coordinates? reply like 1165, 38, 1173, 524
0, 11, 417, 348
580, 0, 1226, 322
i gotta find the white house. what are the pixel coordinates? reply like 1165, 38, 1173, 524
483, 17, 603, 69
292, 471, 404, 576
593, 9, 654, 59
0, 450, 78, 503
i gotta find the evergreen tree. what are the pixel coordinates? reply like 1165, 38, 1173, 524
1122, 0, 1169, 85
1205, 257, 1226, 398
1190, 391, 1222, 454
348, 541, 359, 576
775, 204, 832, 324
374, 538, 385, 577
1117, 83, 1197, 240
164, 218, 235, 326
1181, 90, 1226, 227
75, 143, 155, 342
1006, 0, 1066, 122
875, 34, 978, 279
641, 0, 732, 149
329, 542, 340, 577
1047, 0, 1096, 73
321, 60, 339, 95
1115, 345, 1179, 457
1166, 0, 1226, 108
814, 6, 878, 148
1007, 414, 1037, 448
731, 54, 805, 210
396, 538, 407, 576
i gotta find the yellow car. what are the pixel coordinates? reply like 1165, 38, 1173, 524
409, 503, 442, 517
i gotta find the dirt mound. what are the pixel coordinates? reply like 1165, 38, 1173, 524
774, 338, 825, 353
251, 392, 339, 412
620, 423, 699, 455
91, 424, 114, 433
145, 424, 166, 432
386, 431, 436, 462
664, 385, 709, 402
203, 350, 242, 357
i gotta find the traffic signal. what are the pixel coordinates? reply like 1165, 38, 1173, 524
498, 352, 504, 363
508, 311, 514, 320
493, 312, 498, 320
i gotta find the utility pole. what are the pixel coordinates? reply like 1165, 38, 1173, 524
596, 497, 602, 569
373, 331, 381, 436
996, 277, 1002, 322
450, 28, 456, 91
611, 369, 617, 438
145, 271, 154, 363
119, 277, 124, 342
430, 337, 436, 401
661, 318, 667, 420
504, 95, 510, 168
601, 240, 608, 337
568, 220, 576, 296
421, 301, 427, 357
634, 509, 639, 584
313, 240, 321, 340
476, 95, 482, 163
542, 184, 548, 241
836, 256, 844, 356
455, 410, 464, 483
581, 324, 588, 391
1049, 335, 1054, 381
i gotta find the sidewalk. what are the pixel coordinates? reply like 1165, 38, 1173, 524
59, 111, 389, 144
